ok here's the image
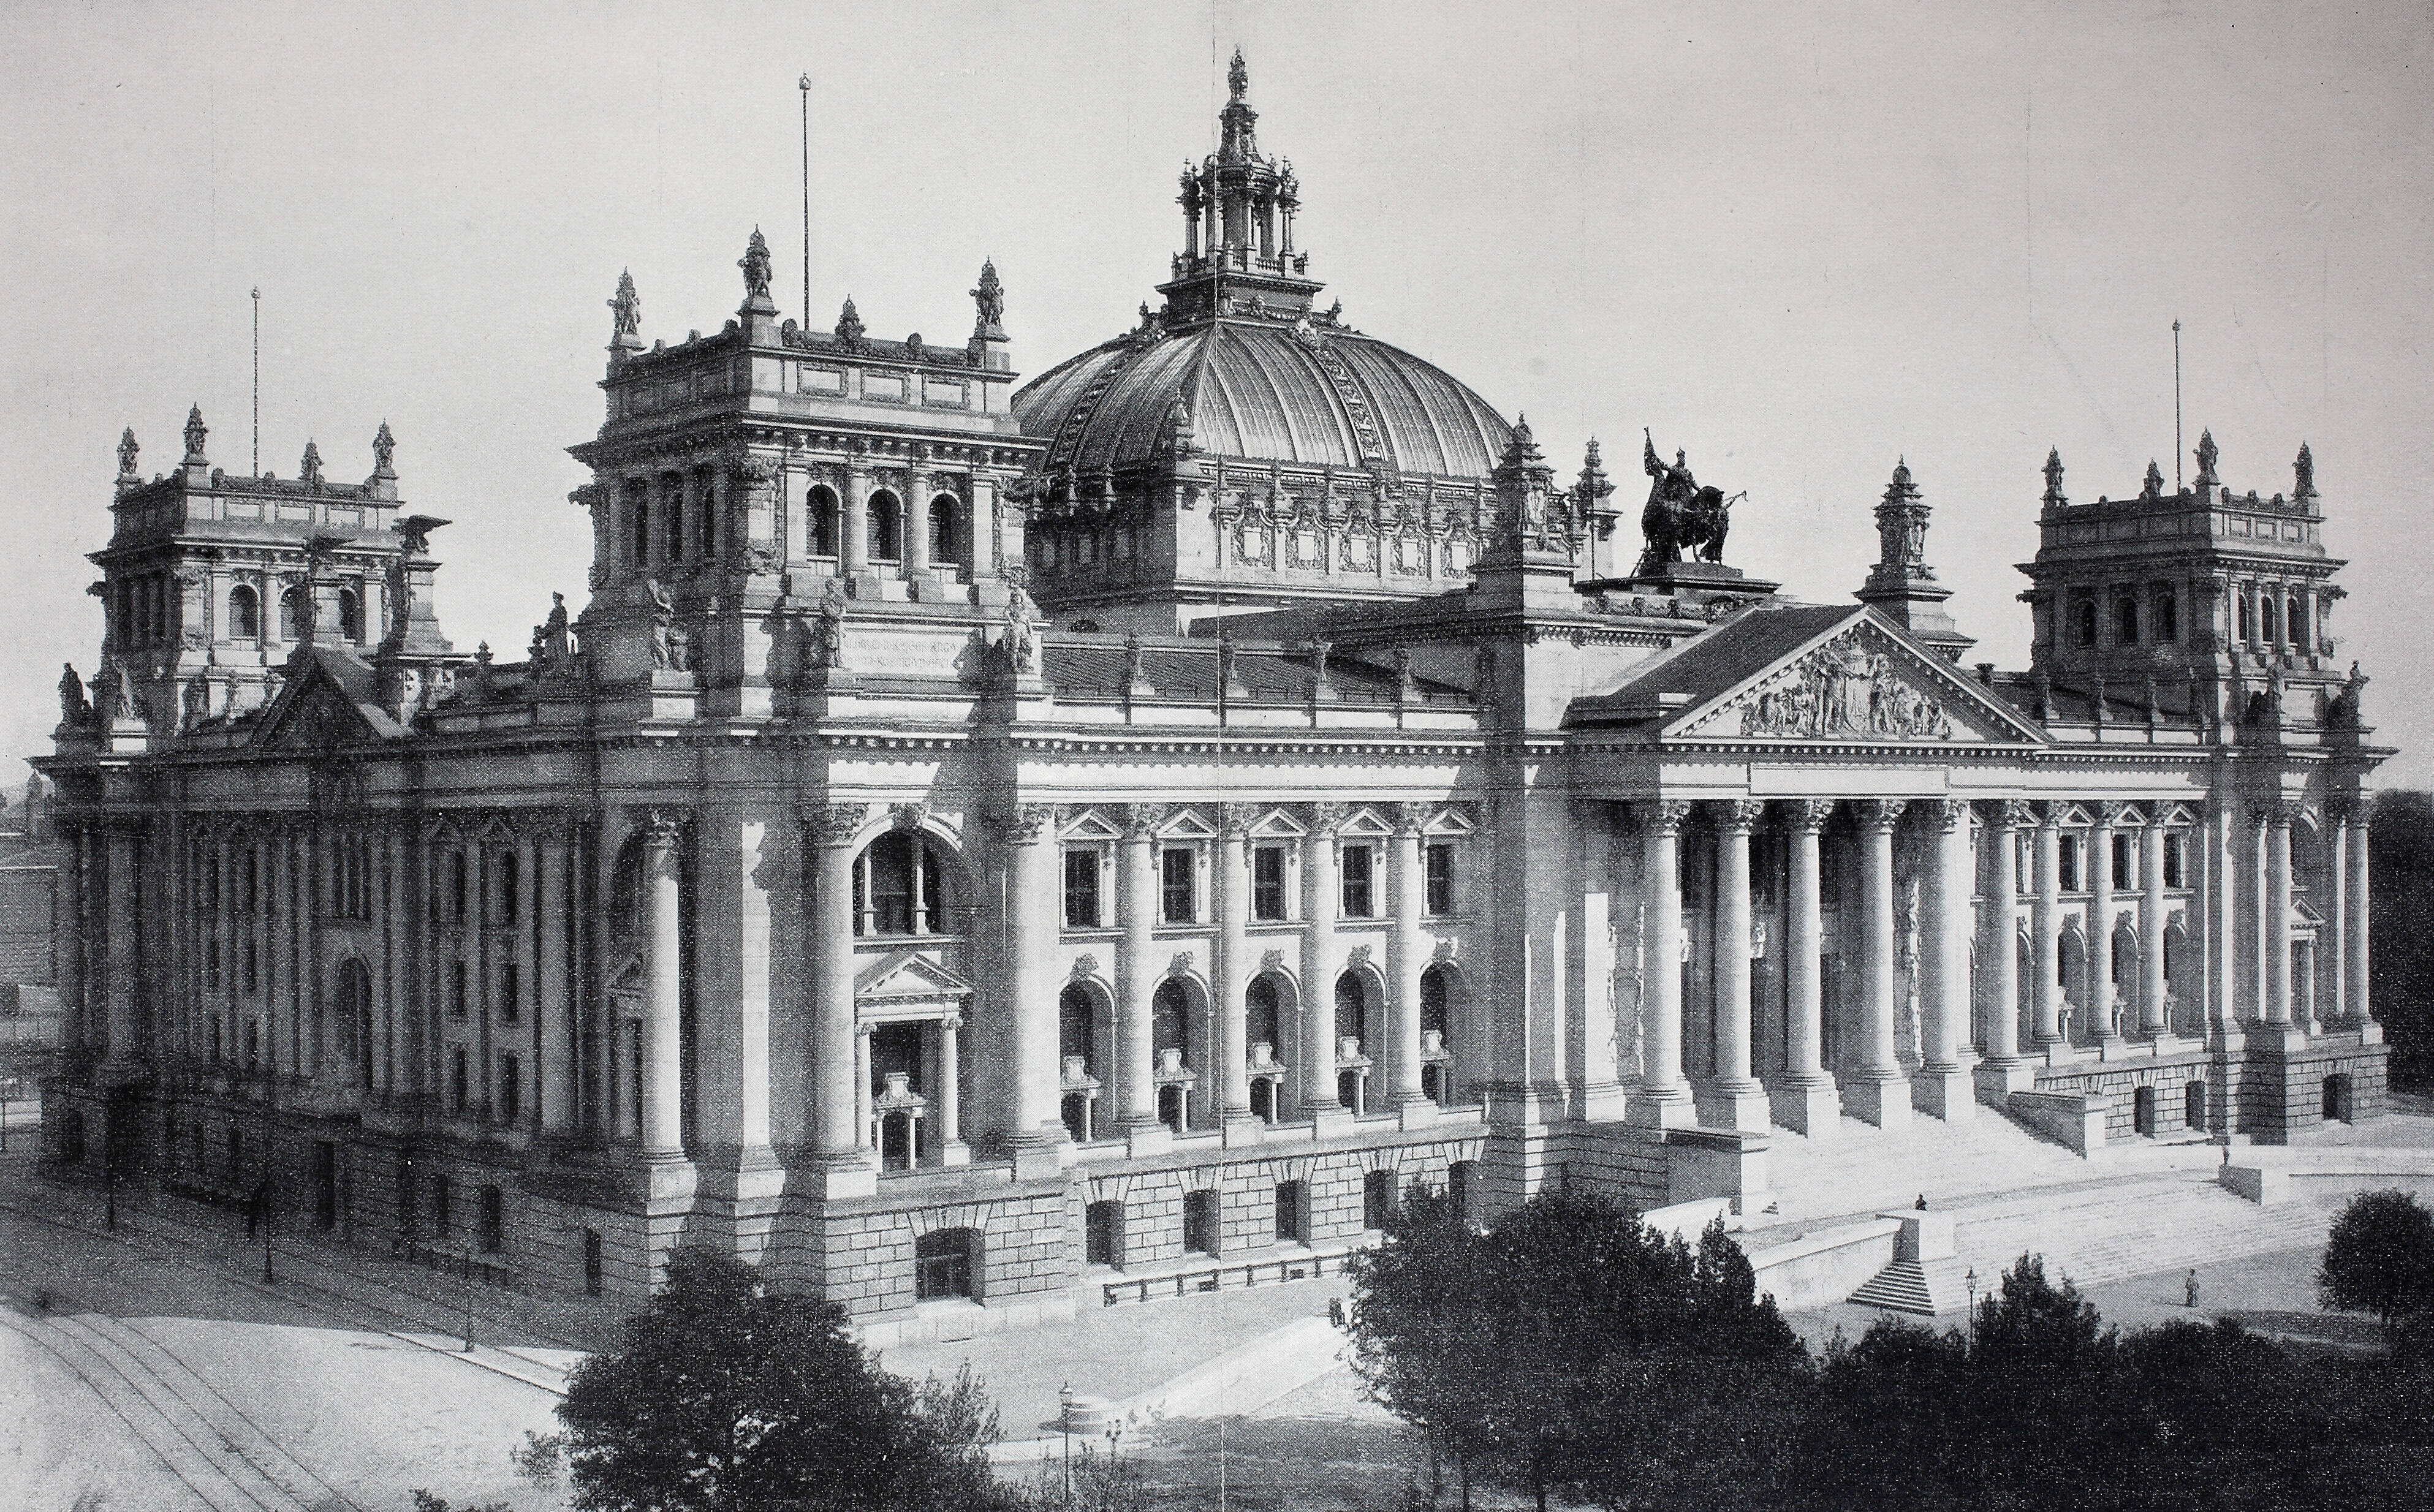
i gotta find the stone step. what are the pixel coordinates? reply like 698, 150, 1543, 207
1848, 1256, 1974, 1316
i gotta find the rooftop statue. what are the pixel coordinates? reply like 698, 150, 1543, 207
1637, 430, 1734, 573
738, 228, 773, 300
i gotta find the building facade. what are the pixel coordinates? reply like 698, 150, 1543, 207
40, 59, 2389, 1339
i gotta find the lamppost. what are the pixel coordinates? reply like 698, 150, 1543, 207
1964, 1265, 1978, 1348
1058, 1382, 1074, 1507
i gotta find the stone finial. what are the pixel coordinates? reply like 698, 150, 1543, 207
1228, 47, 1249, 102
2294, 442, 2316, 499
371, 420, 396, 479
2194, 428, 2220, 490
116, 428, 139, 480
2042, 446, 2066, 506
1577, 438, 1615, 515
971, 258, 1006, 340
2141, 459, 2165, 499
738, 227, 775, 303
835, 296, 865, 349
299, 439, 323, 486
182, 404, 208, 464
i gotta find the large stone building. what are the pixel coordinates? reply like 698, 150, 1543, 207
39, 58, 2389, 1339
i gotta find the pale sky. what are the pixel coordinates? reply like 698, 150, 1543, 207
4, 1, 2429, 780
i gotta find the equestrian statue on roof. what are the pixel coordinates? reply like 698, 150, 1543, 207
1637, 429, 1739, 575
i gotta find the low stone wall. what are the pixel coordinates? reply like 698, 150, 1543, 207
1745, 1218, 1903, 1312
2005, 1089, 2112, 1155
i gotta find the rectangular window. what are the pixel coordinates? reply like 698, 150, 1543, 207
2163, 834, 2186, 890
1183, 1189, 1222, 1257
2060, 836, 2080, 893
1340, 845, 1374, 918
450, 959, 468, 1018
500, 961, 520, 1023
1085, 1200, 1121, 1267
1063, 848, 1102, 929
479, 1185, 504, 1253
1274, 1180, 1307, 1244
450, 1048, 468, 1114
2112, 833, 2134, 891
1160, 845, 1197, 924
498, 850, 519, 926
243, 936, 259, 995
583, 1229, 604, 1296
1424, 842, 1455, 915
499, 1054, 521, 1123
1362, 1170, 1397, 1231
1252, 845, 1287, 921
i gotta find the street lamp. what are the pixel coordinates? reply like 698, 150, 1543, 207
1058, 1382, 1075, 1507
1964, 1265, 1978, 1347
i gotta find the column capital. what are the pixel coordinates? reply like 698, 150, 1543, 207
1310, 801, 1352, 836
1639, 799, 1694, 836
889, 801, 930, 833
1389, 802, 1427, 837
1856, 798, 1908, 833
1998, 798, 2038, 830
982, 802, 1058, 845
2272, 798, 2308, 830
2091, 800, 2131, 830
1716, 798, 1767, 832
2035, 799, 2069, 830
1787, 798, 1837, 834
1121, 803, 1168, 840
805, 803, 868, 848
2332, 792, 2370, 831
1218, 803, 1256, 839
1916, 797, 1968, 833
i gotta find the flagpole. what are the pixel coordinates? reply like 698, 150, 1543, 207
252, 287, 262, 476
2172, 319, 2182, 492
800, 74, 813, 328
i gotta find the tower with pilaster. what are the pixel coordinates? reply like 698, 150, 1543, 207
2017, 433, 2349, 731
72, 407, 436, 747
564, 229, 1044, 722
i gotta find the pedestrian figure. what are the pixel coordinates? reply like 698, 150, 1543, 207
2186, 1269, 2201, 1308
1328, 1296, 1346, 1329
1915, 1194, 1928, 1211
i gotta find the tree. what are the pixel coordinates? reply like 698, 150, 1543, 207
555, 1245, 1010, 1512
2369, 792, 2434, 1087
1346, 1190, 1804, 1512
2320, 1188, 2434, 1340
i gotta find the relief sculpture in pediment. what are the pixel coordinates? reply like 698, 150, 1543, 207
1740, 638, 1953, 740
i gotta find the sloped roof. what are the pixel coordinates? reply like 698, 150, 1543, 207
249, 646, 408, 747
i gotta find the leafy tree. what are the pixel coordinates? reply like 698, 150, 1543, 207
2320, 1188, 2434, 1340
1346, 1190, 1804, 1512
555, 1244, 1010, 1512
2370, 792, 2434, 1087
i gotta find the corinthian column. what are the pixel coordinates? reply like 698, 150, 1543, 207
805, 804, 872, 1190
1389, 805, 1433, 1124
1116, 806, 1164, 1147
1974, 801, 2036, 1097
2139, 812, 2172, 1042
2033, 804, 2067, 1059
1629, 801, 1695, 1128
842, 461, 873, 583
639, 811, 687, 1162
1844, 799, 1910, 1128
1300, 805, 1344, 1125
1772, 800, 1841, 1135
1914, 799, 1976, 1121
1216, 805, 1257, 1140
105, 822, 140, 1073
989, 803, 1071, 1173
2343, 800, 2378, 1041
2088, 804, 2124, 1053
1700, 799, 1770, 1130
2264, 801, 2297, 1031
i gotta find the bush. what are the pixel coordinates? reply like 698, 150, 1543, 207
2319, 1188, 2434, 1340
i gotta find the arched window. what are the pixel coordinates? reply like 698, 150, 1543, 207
337, 588, 363, 643
629, 488, 651, 567
2236, 589, 2253, 642
2155, 587, 2178, 643
2261, 592, 2280, 646
2076, 599, 2098, 648
1152, 979, 1192, 1065
227, 584, 261, 640
915, 1227, 978, 1300
279, 585, 307, 641
868, 490, 903, 561
2115, 595, 2139, 646
1246, 974, 1282, 1056
2288, 593, 2308, 649
930, 494, 962, 564
1059, 982, 1098, 1076
336, 958, 374, 1089
852, 832, 952, 936
662, 475, 686, 562
1419, 966, 1450, 1043
807, 485, 841, 558
1334, 971, 1370, 1051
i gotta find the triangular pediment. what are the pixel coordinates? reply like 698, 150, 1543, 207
1667, 611, 2047, 746
854, 950, 973, 1001
251, 648, 400, 752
